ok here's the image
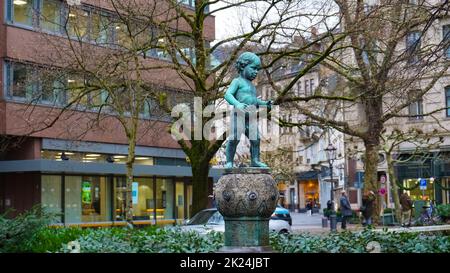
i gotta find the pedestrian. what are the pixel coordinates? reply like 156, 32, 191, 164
306, 201, 312, 216
339, 190, 352, 230
310, 199, 315, 215
400, 192, 413, 227
361, 191, 375, 226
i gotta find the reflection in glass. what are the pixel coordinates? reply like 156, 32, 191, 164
41, 175, 62, 222
156, 178, 174, 220
41, 0, 61, 32
13, 0, 33, 26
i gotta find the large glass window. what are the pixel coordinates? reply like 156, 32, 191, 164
40, 0, 62, 32
41, 175, 62, 222
175, 181, 184, 220
132, 178, 154, 220
156, 178, 174, 220
12, 0, 34, 26
403, 178, 435, 201
65, 176, 111, 223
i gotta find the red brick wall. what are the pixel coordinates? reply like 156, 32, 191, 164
0, 173, 41, 216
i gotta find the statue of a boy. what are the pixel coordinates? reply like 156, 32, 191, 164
224, 52, 271, 168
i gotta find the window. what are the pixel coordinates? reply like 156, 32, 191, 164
90, 11, 110, 44
40, 0, 62, 32
67, 8, 89, 39
408, 90, 423, 120
406, 31, 421, 64
446, 86, 450, 117
66, 76, 88, 106
156, 178, 174, 220
132, 178, 155, 220
310, 79, 315, 94
444, 25, 450, 59
41, 175, 62, 222
304, 80, 309, 96
65, 176, 111, 223
9, 63, 34, 98
12, 0, 34, 27
297, 81, 303, 96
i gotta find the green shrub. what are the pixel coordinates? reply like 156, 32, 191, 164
436, 204, 450, 220
0, 205, 59, 253
29, 227, 88, 253
56, 226, 224, 253
270, 229, 450, 253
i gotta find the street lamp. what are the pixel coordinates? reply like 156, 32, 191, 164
325, 143, 337, 232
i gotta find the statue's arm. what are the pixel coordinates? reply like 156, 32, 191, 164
256, 98, 270, 106
224, 79, 244, 107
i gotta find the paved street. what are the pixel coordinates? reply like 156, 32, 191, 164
289, 211, 450, 234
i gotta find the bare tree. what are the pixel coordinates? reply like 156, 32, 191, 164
273, 0, 450, 220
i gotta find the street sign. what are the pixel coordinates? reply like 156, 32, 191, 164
419, 178, 427, 190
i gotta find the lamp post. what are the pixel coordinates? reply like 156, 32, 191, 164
325, 143, 337, 232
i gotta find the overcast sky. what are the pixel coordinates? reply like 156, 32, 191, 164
211, 1, 339, 42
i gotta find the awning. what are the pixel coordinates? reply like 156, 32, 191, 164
296, 170, 320, 181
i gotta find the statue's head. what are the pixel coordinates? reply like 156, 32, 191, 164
235, 52, 261, 81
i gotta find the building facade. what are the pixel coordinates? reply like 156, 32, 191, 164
0, 0, 221, 225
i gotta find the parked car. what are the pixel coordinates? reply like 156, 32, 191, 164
181, 208, 291, 235
272, 205, 292, 226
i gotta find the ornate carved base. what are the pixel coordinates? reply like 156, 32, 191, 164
214, 168, 278, 252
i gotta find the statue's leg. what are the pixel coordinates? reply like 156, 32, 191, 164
250, 140, 268, 168
225, 110, 241, 168
248, 119, 268, 168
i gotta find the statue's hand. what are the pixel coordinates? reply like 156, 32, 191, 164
236, 103, 248, 110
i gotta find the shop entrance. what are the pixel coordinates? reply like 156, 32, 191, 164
298, 180, 320, 211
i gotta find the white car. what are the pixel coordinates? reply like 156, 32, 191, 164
180, 208, 291, 235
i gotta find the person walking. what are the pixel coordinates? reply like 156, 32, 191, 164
400, 192, 413, 227
361, 191, 376, 226
339, 190, 352, 230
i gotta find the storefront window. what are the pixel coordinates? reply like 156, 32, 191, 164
156, 178, 174, 220
40, 0, 61, 32
13, 0, 34, 27
65, 176, 111, 223
186, 184, 193, 219
133, 178, 154, 220
114, 177, 127, 220
41, 175, 62, 222
403, 178, 435, 201
175, 181, 184, 220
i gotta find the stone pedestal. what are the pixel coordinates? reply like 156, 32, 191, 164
214, 168, 278, 253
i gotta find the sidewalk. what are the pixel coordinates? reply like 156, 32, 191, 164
289, 212, 450, 235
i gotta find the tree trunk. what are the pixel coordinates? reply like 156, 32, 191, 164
125, 133, 137, 224
387, 152, 402, 222
364, 141, 381, 223
191, 162, 211, 216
